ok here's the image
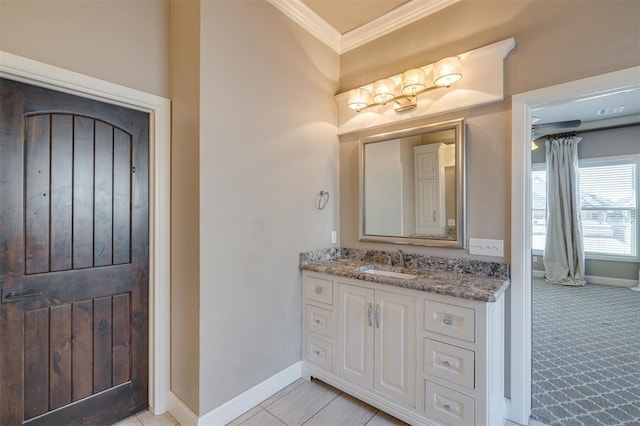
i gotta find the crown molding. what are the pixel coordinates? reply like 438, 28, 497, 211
266, 0, 341, 52
340, 0, 461, 53
267, 0, 461, 54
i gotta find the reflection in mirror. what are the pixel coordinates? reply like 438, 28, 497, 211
360, 119, 465, 248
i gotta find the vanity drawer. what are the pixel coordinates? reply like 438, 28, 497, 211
304, 275, 333, 306
424, 338, 475, 389
425, 380, 475, 426
306, 304, 334, 338
305, 334, 333, 371
424, 301, 475, 342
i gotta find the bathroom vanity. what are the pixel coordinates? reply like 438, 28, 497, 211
300, 249, 509, 426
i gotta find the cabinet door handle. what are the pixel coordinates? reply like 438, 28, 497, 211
433, 210, 436, 222
368, 303, 373, 327
375, 304, 380, 329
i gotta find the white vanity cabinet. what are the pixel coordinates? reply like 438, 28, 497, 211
302, 273, 336, 372
337, 283, 416, 407
301, 270, 507, 426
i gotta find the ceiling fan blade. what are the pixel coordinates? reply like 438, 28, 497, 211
533, 119, 582, 130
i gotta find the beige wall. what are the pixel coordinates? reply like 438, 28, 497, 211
339, 0, 640, 262
197, 1, 339, 414
0, 0, 170, 98
169, 0, 201, 414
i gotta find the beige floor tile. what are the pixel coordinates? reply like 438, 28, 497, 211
238, 409, 285, 426
137, 410, 179, 426
227, 406, 264, 426
113, 415, 143, 426
303, 393, 377, 426
260, 378, 306, 408
265, 379, 341, 426
365, 411, 408, 426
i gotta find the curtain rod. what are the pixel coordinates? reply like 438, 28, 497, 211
542, 122, 639, 139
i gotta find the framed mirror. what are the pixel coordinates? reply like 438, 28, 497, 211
359, 118, 466, 248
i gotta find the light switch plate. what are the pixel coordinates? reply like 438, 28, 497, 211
469, 238, 504, 257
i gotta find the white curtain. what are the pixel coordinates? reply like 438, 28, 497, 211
543, 135, 586, 286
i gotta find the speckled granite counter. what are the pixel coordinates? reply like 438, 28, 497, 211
300, 248, 510, 303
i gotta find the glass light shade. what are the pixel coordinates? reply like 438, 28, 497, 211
372, 79, 396, 104
347, 88, 371, 111
433, 56, 462, 87
401, 69, 427, 96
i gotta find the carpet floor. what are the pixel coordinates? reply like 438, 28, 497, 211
531, 278, 640, 425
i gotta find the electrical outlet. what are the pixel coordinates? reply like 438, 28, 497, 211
331, 230, 337, 244
469, 238, 504, 257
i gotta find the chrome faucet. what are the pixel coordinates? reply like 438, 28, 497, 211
395, 248, 405, 268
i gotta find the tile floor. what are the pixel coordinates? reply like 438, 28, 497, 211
114, 410, 179, 426
114, 378, 550, 426
227, 378, 407, 426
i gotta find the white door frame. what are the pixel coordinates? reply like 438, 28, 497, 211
0, 51, 171, 415
509, 66, 640, 424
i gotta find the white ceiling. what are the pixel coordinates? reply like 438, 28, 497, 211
301, 0, 408, 34
532, 86, 640, 136
268, 0, 640, 131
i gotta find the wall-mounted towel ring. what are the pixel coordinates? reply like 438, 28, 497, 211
315, 191, 329, 210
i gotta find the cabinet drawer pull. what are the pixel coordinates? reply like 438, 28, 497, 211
313, 318, 326, 325
314, 286, 322, 294
443, 404, 453, 412
443, 316, 453, 326
314, 349, 322, 356
442, 360, 452, 367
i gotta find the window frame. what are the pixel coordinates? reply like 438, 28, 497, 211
531, 154, 640, 262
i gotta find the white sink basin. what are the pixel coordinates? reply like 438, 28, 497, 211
358, 267, 417, 280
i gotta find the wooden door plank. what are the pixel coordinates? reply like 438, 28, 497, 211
72, 300, 93, 401
50, 114, 74, 271
113, 128, 131, 265
112, 293, 131, 385
24, 308, 50, 419
50, 304, 72, 409
93, 296, 112, 393
73, 116, 95, 269
24, 114, 51, 274
94, 121, 114, 267
0, 78, 26, 425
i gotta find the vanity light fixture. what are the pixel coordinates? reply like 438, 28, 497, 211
347, 56, 463, 113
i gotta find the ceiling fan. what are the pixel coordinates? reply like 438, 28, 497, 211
531, 118, 582, 140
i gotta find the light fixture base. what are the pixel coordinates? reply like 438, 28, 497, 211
393, 96, 417, 112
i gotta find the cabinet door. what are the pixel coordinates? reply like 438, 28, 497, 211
337, 284, 374, 388
375, 290, 416, 406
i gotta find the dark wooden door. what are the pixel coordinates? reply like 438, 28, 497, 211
0, 78, 149, 425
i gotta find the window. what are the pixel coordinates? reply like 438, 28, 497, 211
531, 155, 638, 260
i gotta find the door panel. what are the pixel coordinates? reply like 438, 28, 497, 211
0, 78, 148, 426
375, 290, 416, 407
337, 284, 374, 388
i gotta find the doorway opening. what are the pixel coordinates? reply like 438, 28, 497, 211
509, 66, 640, 425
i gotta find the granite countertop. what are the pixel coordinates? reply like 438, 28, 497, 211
300, 258, 510, 303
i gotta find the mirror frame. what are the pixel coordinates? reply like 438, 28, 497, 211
359, 118, 466, 248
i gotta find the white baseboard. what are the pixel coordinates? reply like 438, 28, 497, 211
168, 392, 200, 426
532, 270, 638, 288
168, 362, 302, 426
